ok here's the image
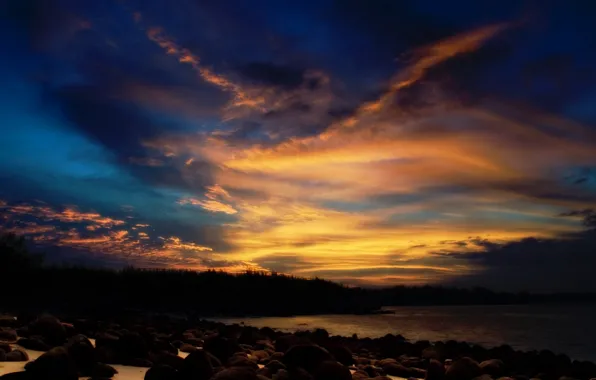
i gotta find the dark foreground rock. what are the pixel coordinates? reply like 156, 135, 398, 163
1, 313, 596, 380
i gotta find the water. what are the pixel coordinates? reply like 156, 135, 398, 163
212, 304, 596, 361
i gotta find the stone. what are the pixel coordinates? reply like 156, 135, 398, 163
16, 337, 50, 351
28, 315, 67, 347
212, 367, 259, 380
180, 343, 197, 353
353, 370, 370, 380
65, 334, 96, 375
151, 352, 184, 371
0, 372, 30, 379
445, 357, 482, 380
0, 316, 18, 327
480, 359, 506, 377
126, 358, 154, 367
118, 332, 149, 362
179, 349, 214, 380
228, 355, 259, 370
266, 360, 287, 374
0, 329, 17, 342
252, 350, 271, 361
324, 344, 354, 366
91, 363, 118, 378
426, 359, 445, 380
314, 360, 352, 380
0, 343, 10, 353
275, 335, 301, 353
144, 364, 178, 380
283, 345, 334, 373
382, 363, 415, 378
0, 348, 6, 361
24, 346, 78, 380
288, 368, 315, 380
6, 348, 29, 362
473, 375, 494, 380
204, 336, 242, 364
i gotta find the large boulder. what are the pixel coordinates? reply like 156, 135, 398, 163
91, 362, 118, 378
283, 345, 334, 373
24, 346, 78, 380
324, 344, 354, 366
314, 360, 352, 380
480, 359, 506, 377
445, 357, 482, 380
204, 336, 241, 364
0, 348, 6, 362
212, 367, 259, 380
382, 363, 416, 378
426, 359, 445, 380
65, 334, 96, 375
276, 335, 302, 353
0, 329, 17, 342
17, 337, 51, 351
118, 332, 149, 363
266, 360, 287, 374
144, 364, 178, 380
179, 350, 215, 380
5, 349, 29, 362
228, 355, 259, 370
28, 315, 67, 347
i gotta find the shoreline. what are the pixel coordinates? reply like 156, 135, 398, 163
1, 313, 596, 380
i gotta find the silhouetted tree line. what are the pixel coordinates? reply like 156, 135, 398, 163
1, 233, 594, 317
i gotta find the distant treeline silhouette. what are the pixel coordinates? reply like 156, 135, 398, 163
1, 233, 594, 316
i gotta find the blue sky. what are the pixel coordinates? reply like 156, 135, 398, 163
1, 0, 596, 291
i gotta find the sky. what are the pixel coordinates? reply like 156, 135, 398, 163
1, 0, 596, 292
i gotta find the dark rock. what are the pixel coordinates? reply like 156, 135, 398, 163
480, 359, 506, 377
211, 367, 259, 380
363, 365, 381, 378
422, 348, 443, 360
228, 355, 259, 370
0, 316, 18, 327
266, 359, 287, 373
324, 344, 354, 366
151, 352, 184, 370
119, 332, 149, 361
288, 368, 315, 380
255, 340, 276, 351
252, 350, 270, 361
6, 348, 29, 362
24, 346, 78, 380
426, 359, 445, 380
28, 315, 67, 347
16, 337, 50, 351
270, 352, 284, 362
144, 364, 178, 380
126, 358, 154, 367
0, 343, 11, 353
259, 327, 276, 339
0, 372, 31, 379
0, 348, 6, 361
353, 370, 370, 380
383, 363, 415, 378
172, 340, 184, 348
445, 357, 482, 380
65, 334, 96, 375
258, 367, 273, 378
314, 360, 352, 380
152, 340, 178, 355
0, 329, 17, 342
204, 336, 241, 364
472, 375, 494, 380
91, 363, 118, 378
179, 350, 214, 380
283, 345, 334, 373
276, 335, 301, 353
312, 329, 330, 343
180, 343, 197, 353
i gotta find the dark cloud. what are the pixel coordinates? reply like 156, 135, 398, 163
438, 212, 596, 292
238, 62, 306, 89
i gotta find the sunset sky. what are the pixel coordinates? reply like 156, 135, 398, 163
1, 0, 596, 291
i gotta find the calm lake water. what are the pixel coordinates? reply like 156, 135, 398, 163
212, 304, 596, 361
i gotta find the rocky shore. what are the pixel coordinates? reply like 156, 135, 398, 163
1, 313, 595, 380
